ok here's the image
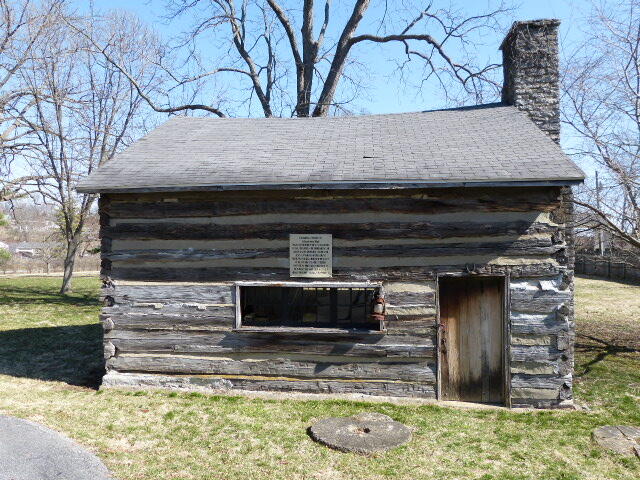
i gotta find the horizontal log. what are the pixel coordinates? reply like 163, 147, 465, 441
108, 263, 563, 282
104, 239, 563, 263
512, 360, 571, 377
384, 315, 437, 330
105, 327, 433, 343
106, 191, 560, 219
109, 234, 551, 252
110, 211, 553, 227
108, 267, 295, 282
103, 284, 234, 305
511, 400, 568, 408
510, 345, 566, 362
103, 304, 235, 317
510, 387, 560, 401
384, 291, 435, 306
210, 377, 436, 397
385, 305, 436, 317
108, 354, 437, 382
384, 280, 435, 291
104, 220, 556, 241
509, 275, 566, 292
107, 186, 561, 203
510, 297, 569, 314
103, 313, 235, 331
510, 334, 553, 346
510, 361, 558, 375
511, 374, 572, 389
105, 329, 436, 358
385, 327, 436, 336
507, 264, 565, 278
510, 288, 572, 303
510, 312, 570, 335
108, 255, 560, 273
101, 371, 437, 398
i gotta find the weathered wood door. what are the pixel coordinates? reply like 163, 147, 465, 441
439, 276, 504, 403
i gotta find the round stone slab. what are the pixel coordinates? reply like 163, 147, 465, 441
593, 425, 640, 457
309, 412, 412, 455
0, 415, 113, 480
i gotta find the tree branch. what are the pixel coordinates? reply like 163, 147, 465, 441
266, 0, 304, 116
220, 0, 273, 117
350, 33, 499, 89
312, 0, 370, 116
64, 15, 226, 117
573, 199, 640, 249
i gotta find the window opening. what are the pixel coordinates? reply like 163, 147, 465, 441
239, 286, 381, 330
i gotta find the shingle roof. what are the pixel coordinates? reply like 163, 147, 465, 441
77, 103, 584, 193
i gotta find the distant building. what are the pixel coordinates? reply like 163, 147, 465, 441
8, 242, 54, 258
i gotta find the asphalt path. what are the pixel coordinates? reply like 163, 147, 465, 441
0, 415, 113, 480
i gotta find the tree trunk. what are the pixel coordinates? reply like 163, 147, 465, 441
60, 237, 80, 294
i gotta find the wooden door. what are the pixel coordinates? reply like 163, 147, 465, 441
439, 276, 504, 403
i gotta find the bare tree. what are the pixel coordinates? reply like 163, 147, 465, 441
38, 233, 65, 274
0, 200, 56, 241
93, 0, 510, 118
562, 0, 640, 250
14, 6, 161, 293
0, 0, 64, 201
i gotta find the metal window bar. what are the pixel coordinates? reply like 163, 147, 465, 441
240, 286, 379, 330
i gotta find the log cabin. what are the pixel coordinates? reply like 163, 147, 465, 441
77, 19, 584, 408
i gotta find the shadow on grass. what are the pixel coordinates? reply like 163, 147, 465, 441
575, 333, 639, 378
0, 324, 105, 389
0, 285, 98, 307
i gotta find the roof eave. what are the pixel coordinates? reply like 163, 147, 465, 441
76, 178, 584, 194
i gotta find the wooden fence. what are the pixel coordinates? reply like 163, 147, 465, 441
1, 254, 100, 275
575, 254, 640, 283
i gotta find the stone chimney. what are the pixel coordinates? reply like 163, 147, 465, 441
500, 19, 561, 143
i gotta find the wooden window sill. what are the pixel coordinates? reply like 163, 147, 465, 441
232, 326, 386, 335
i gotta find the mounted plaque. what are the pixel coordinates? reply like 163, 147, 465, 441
289, 234, 332, 278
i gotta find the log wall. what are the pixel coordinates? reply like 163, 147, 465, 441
97, 186, 575, 406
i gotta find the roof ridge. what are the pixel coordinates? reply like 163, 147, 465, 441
161, 103, 512, 122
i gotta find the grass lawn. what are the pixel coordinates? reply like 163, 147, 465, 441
0, 275, 638, 480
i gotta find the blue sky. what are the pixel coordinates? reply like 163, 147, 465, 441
82, 0, 585, 114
